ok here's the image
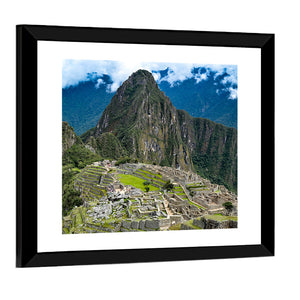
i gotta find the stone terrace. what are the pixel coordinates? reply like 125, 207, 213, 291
74, 165, 107, 203
64, 162, 238, 234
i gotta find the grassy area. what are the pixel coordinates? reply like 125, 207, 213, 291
73, 208, 84, 225
169, 224, 181, 230
117, 174, 160, 191
184, 219, 203, 229
204, 214, 238, 222
135, 170, 166, 183
169, 220, 203, 231
173, 186, 183, 190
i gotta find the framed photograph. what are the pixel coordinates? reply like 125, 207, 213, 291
16, 25, 274, 267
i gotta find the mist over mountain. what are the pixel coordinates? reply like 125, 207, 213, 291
62, 74, 113, 135
63, 66, 237, 135
157, 67, 237, 128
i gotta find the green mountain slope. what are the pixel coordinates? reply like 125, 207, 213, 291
81, 70, 237, 191
178, 110, 237, 191
62, 79, 113, 135
84, 132, 127, 160
83, 69, 193, 171
62, 122, 102, 215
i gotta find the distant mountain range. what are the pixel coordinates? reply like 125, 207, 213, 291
63, 67, 237, 135
62, 74, 114, 136
63, 70, 237, 191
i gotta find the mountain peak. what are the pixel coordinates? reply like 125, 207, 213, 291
110, 69, 160, 108
91, 69, 192, 171
131, 69, 153, 78
125, 69, 156, 88
81, 69, 237, 190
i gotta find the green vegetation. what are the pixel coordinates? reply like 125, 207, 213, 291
65, 70, 237, 193
163, 180, 174, 191
174, 186, 183, 190
169, 224, 181, 230
184, 219, 203, 229
204, 214, 237, 222
63, 143, 102, 169
62, 70, 238, 231
62, 165, 82, 216
62, 122, 103, 215
191, 119, 237, 192
169, 219, 203, 230
115, 156, 138, 166
143, 180, 150, 192
223, 201, 234, 211
62, 184, 82, 216
90, 132, 126, 159
117, 174, 159, 191
159, 76, 237, 129
135, 170, 166, 183
63, 77, 114, 136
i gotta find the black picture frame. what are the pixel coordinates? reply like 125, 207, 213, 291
16, 25, 274, 268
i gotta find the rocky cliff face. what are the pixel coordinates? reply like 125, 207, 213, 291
82, 70, 237, 190
178, 109, 237, 191
87, 70, 192, 171
62, 121, 81, 154
85, 132, 126, 159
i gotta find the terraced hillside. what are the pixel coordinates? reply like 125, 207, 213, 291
74, 165, 107, 203
63, 162, 237, 234
133, 168, 167, 189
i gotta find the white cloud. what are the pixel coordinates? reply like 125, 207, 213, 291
210, 65, 238, 86
215, 85, 238, 100
95, 78, 104, 88
62, 60, 237, 100
155, 64, 195, 86
195, 68, 210, 83
228, 87, 238, 100
152, 72, 161, 82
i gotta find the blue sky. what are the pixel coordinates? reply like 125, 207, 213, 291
62, 60, 238, 100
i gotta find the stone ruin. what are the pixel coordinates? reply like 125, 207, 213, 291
63, 162, 238, 234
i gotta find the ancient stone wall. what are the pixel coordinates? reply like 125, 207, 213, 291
145, 219, 160, 229
192, 198, 209, 209
181, 224, 194, 230
159, 218, 171, 228
192, 218, 205, 229
193, 216, 237, 229
86, 223, 113, 232
170, 215, 183, 225
207, 208, 225, 215
121, 218, 172, 230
